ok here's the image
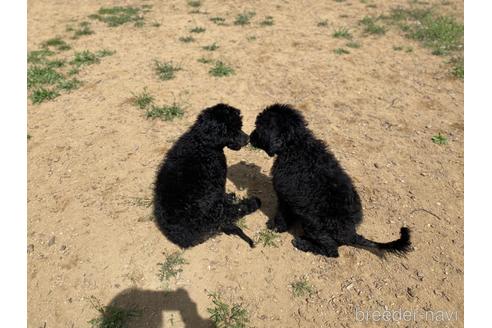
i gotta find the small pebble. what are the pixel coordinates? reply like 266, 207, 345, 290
47, 236, 56, 246
27, 244, 34, 254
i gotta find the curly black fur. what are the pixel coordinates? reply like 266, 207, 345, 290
250, 104, 411, 258
153, 104, 261, 248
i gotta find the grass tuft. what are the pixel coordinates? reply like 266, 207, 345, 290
89, 6, 144, 27
210, 16, 226, 25
432, 133, 448, 145
157, 252, 188, 282
88, 296, 140, 328
187, 0, 202, 8
203, 42, 219, 51
257, 229, 280, 247
28, 49, 55, 64
360, 16, 386, 35
154, 60, 182, 80
95, 49, 116, 57
73, 21, 94, 38
42, 37, 71, 51
27, 66, 63, 89
207, 293, 249, 328
291, 277, 314, 297
450, 56, 463, 79
179, 36, 195, 43
260, 16, 274, 26
317, 19, 329, 27
132, 88, 154, 109
57, 78, 82, 92
30, 88, 60, 104
146, 104, 184, 121
209, 61, 234, 77
190, 26, 206, 33
234, 11, 256, 26
70, 50, 100, 67
332, 27, 352, 39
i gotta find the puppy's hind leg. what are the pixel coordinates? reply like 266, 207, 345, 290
222, 225, 255, 248
292, 234, 340, 258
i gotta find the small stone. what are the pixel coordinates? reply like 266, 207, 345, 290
407, 287, 415, 297
47, 236, 56, 246
60, 245, 67, 251
27, 244, 34, 254
374, 163, 380, 168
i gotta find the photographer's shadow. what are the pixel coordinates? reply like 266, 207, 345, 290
100, 288, 212, 328
228, 161, 277, 220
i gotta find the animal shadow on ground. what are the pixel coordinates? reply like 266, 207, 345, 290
101, 288, 212, 328
227, 161, 277, 222
228, 161, 385, 257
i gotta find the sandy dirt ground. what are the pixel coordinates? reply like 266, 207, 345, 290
27, 0, 463, 327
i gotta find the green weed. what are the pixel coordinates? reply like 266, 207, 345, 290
29, 88, 60, 104
360, 16, 386, 35
157, 252, 188, 282
154, 60, 181, 80
209, 61, 234, 77
260, 16, 274, 26
432, 133, 448, 145
132, 88, 154, 109
190, 26, 206, 33
88, 296, 140, 328
210, 16, 226, 25
234, 11, 256, 26
334, 48, 350, 55
179, 36, 195, 43
146, 104, 184, 121
70, 50, 100, 67
291, 277, 314, 297
333, 27, 352, 39
207, 293, 249, 328
257, 229, 280, 247
89, 6, 144, 27
203, 42, 219, 51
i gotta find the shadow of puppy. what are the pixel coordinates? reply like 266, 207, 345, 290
99, 288, 212, 328
227, 161, 277, 221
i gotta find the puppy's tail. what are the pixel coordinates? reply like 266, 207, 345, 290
349, 227, 411, 256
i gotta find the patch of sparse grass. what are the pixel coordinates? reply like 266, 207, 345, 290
88, 296, 141, 328
291, 277, 314, 297
257, 229, 280, 247
334, 48, 350, 55
157, 252, 188, 283
29, 88, 60, 104
187, 0, 202, 8
146, 104, 184, 121
45, 59, 66, 68
332, 27, 352, 39
72, 21, 94, 38
154, 60, 182, 80
360, 16, 386, 35
68, 67, 80, 76
246, 36, 257, 41
450, 56, 464, 79
179, 36, 195, 43
234, 11, 256, 26
70, 50, 100, 67
190, 26, 206, 33
89, 6, 144, 27
28, 49, 54, 64
432, 133, 448, 145
210, 16, 226, 25
317, 19, 329, 27
42, 37, 71, 51
207, 293, 249, 328
132, 88, 154, 109
197, 57, 213, 64
384, 8, 463, 56
95, 49, 116, 57
393, 45, 404, 51
260, 16, 274, 26
203, 42, 219, 51
57, 78, 82, 92
346, 41, 361, 48
27, 66, 63, 89
209, 61, 234, 77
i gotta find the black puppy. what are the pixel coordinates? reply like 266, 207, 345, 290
250, 104, 411, 257
154, 104, 261, 248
